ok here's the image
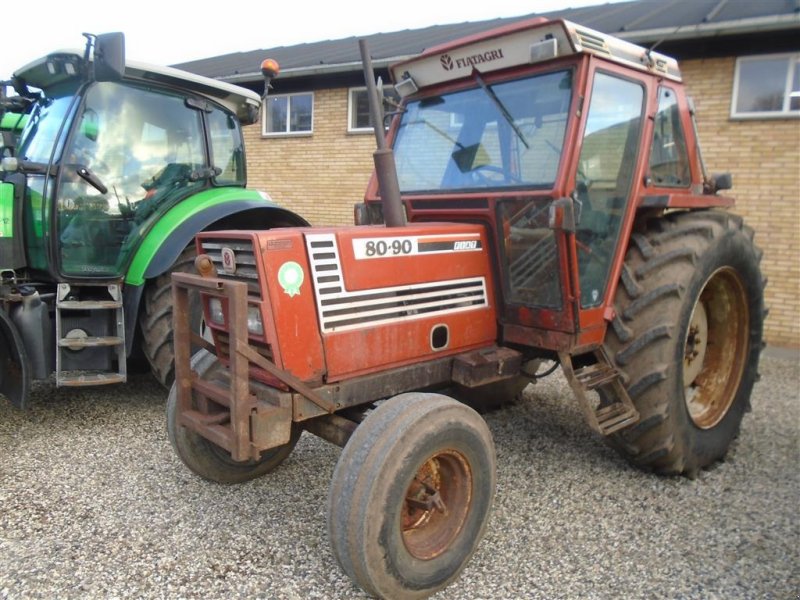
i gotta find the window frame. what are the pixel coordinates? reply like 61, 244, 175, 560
262, 91, 314, 137
347, 86, 399, 133
730, 52, 800, 120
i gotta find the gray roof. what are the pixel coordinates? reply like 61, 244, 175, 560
175, 0, 800, 82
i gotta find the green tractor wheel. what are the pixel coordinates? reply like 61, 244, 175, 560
140, 245, 201, 388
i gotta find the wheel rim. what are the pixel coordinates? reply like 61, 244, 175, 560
401, 449, 472, 560
683, 267, 749, 429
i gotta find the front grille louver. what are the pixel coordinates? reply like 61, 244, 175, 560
305, 233, 488, 333
200, 240, 262, 299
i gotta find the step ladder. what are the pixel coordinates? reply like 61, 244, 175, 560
55, 283, 126, 387
559, 347, 639, 435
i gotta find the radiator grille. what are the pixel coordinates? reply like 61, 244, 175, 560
200, 239, 262, 299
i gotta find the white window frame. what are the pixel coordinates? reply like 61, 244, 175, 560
347, 86, 398, 133
731, 52, 800, 119
262, 92, 314, 137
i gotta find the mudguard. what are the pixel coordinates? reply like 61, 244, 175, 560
121, 188, 309, 353
0, 309, 30, 410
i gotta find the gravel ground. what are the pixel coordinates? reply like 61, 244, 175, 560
1, 352, 798, 599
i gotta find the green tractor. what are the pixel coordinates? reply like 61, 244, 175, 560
0, 33, 307, 409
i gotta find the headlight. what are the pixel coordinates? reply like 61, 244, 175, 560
208, 298, 224, 325
247, 305, 264, 336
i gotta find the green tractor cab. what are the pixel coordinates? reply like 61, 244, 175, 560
0, 33, 307, 409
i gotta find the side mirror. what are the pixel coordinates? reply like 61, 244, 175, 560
711, 172, 733, 192
94, 33, 125, 82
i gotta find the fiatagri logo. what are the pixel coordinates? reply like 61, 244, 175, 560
439, 48, 504, 71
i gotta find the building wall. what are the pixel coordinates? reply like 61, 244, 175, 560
243, 88, 376, 227
243, 58, 800, 347
681, 57, 800, 348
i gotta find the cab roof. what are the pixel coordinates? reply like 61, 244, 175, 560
13, 50, 261, 123
390, 17, 681, 96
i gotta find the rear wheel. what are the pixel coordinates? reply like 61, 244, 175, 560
604, 210, 765, 476
167, 350, 300, 484
328, 392, 495, 599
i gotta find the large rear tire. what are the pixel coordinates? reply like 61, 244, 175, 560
328, 392, 495, 599
140, 245, 200, 388
167, 350, 300, 484
606, 210, 765, 477
604, 210, 765, 476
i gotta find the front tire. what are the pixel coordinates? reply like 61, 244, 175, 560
140, 245, 200, 388
605, 210, 765, 476
328, 393, 496, 599
167, 350, 300, 484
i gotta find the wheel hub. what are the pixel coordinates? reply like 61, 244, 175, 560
401, 449, 472, 560
682, 268, 749, 429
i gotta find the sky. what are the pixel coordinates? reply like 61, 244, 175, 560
1, 0, 625, 81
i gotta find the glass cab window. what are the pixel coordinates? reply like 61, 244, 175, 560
208, 108, 245, 185
393, 70, 573, 193
56, 81, 206, 276
649, 87, 690, 187
574, 72, 644, 307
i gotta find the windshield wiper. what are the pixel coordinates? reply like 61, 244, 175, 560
472, 68, 529, 149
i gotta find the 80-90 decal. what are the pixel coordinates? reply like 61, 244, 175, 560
352, 234, 482, 260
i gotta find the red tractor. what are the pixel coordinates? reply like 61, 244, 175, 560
169, 18, 764, 599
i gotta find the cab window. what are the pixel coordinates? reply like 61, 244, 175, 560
649, 87, 690, 187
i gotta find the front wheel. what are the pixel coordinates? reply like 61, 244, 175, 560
328, 392, 496, 599
167, 350, 300, 484
140, 245, 200, 388
604, 210, 765, 476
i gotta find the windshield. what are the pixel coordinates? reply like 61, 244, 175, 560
57, 81, 208, 276
393, 69, 573, 193
18, 89, 78, 163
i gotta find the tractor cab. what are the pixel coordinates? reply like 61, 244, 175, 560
362, 18, 723, 352
1, 33, 305, 409
2, 34, 259, 280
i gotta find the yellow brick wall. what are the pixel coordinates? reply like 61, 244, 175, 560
681, 57, 800, 348
243, 88, 375, 227
243, 61, 800, 347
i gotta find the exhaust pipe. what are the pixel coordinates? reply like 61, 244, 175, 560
358, 39, 406, 228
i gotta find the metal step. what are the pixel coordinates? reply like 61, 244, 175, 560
594, 401, 639, 435
58, 372, 127, 386
56, 283, 126, 388
559, 348, 640, 436
58, 336, 124, 350
574, 362, 619, 390
57, 300, 122, 310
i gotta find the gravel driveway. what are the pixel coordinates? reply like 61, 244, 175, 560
1, 352, 798, 599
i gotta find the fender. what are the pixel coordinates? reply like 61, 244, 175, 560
0, 308, 30, 410
122, 187, 309, 353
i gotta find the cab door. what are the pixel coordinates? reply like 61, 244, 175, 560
570, 66, 648, 339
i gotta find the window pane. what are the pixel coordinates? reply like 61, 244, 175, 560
576, 72, 644, 307
791, 60, 800, 111
351, 88, 401, 130
353, 90, 371, 129
209, 108, 244, 185
736, 57, 788, 113
266, 96, 288, 133
649, 87, 690, 187
57, 82, 206, 276
393, 70, 572, 192
289, 94, 312, 132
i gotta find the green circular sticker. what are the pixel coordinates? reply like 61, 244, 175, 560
278, 261, 305, 297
